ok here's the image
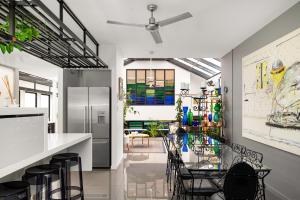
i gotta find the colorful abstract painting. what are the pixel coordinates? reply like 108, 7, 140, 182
242, 27, 300, 155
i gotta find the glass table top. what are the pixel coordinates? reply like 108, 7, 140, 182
168, 134, 271, 172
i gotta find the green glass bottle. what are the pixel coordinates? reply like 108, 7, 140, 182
188, 109, 193, 126
188, 133, 193, 148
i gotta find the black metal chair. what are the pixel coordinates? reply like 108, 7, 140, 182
163, 136, 178, 191
242, 148, 266, 200
243, 148, 263, 168
50, 153, 84, 200
211, 162, 258, 200
232, 143, 247, 156
0, 181, 31, 200
22, 164, 61, 200
175, 160, 221, 200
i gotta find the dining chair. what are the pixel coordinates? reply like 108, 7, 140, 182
174, 157, 220, 200
163, 136, 177, 191
243, 148, 265, 200
211, 162, 258, 200
231, 145, 266, 200
243, 148, 263, 168
231, 143, 247, 156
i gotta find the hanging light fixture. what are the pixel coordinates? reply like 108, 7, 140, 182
180, 82, 190, 96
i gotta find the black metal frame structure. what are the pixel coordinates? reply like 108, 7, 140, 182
0, 0, 107, 68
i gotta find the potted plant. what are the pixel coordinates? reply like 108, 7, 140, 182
175, 96, 183, 127
147, 122, 164, 137
0, 18, 40, 54
123, 91, 138, 128
175, 96, 186, 139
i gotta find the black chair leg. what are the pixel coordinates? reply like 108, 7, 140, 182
65, 160, 71, 200
60, 167, 66, 200
78, 157, 85, 200
26, 183, 31, 200
262, 179, 266, 200
45, 175, 52, 200
170, 174, 172, 192
173, 168, 178, 196
36, 176, 43, 200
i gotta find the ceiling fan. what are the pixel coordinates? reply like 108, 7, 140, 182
107, 4, 192, 44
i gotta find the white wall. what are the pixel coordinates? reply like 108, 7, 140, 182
0, 51, 62, 132
0, 65, 16, 107
99, 44, 124, 170
190, 73, 206, 94
123, 60, 206, 121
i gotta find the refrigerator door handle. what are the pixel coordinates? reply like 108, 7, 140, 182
89, 106, 92, 133
83, 106, 86, 133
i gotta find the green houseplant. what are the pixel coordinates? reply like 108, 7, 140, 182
147, 122, 164, 137
0, 18, 40, 54
175, 96, 183, 128
175, 95, 186, 141
123, 91, 138, 128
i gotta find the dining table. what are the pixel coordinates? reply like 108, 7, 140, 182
168, 134, 271, 200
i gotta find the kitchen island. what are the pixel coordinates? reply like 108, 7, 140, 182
0, 133, 92, 179
0, 108, 92, 180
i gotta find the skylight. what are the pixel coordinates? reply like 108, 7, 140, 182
187, 58, 220, 73
174, 58, 213, 76
203, 58, 221, 67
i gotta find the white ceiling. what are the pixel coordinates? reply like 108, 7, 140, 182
44, 0, 298, 58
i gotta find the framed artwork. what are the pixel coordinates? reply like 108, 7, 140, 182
242, 27, 300, 155
118, 77, 123, 101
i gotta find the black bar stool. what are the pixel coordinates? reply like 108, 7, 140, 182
50, 153, 84, 200
22, 164, 61, 200
0, 181, 30, 200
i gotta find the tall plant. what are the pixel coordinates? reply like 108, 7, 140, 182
123, 90, 138, 127
175, 96, 183, 128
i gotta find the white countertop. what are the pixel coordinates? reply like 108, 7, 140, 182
0, 133, 92, 179
0, 107, 48, 115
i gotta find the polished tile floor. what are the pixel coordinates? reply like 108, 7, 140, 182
81, 139, 170, 200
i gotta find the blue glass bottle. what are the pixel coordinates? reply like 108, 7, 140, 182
182, 106, 188, 125
182, 133, 189, 152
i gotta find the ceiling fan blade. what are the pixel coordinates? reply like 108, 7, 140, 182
107, 20, 145, 28
150, 30, 163, 44
158, 12, 192, 27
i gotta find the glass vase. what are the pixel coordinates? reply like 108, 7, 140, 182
182, 106, 188, 125
188, 109, 193, 126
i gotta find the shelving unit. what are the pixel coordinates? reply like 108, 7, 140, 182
177, 77, 224, 142
192, 89, 223, 138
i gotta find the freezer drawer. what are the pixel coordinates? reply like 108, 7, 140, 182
92, 139, 110, 168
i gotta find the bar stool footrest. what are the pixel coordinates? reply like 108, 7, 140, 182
51, 186, 83, 200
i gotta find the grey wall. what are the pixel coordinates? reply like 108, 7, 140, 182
221, 51, 233, 143
221, 2, 300, 200
63, 69, 111, 132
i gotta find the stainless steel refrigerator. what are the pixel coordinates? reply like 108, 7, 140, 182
67, 87, 111, 168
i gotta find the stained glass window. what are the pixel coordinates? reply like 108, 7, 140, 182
126, 69, 175, 105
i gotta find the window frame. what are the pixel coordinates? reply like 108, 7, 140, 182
19, 72, 53, 120
126, 69, 175, 106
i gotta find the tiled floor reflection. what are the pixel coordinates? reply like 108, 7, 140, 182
82, 150, 169, 199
